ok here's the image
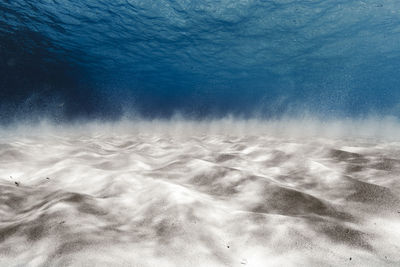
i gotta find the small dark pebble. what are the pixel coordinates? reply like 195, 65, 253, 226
14, 181, 19, 186
59, 221, 66, 224
46, 177, 50, 180
227, 246, 230, 248
349, 257, 352, 261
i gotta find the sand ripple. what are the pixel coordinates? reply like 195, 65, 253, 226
1, 126, 400, 266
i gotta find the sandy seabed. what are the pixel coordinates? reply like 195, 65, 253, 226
1, 119, 400, 266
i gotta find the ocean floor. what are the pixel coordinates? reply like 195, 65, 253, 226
1, 121, 400, 266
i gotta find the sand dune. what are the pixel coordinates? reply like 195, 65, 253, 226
1, 121, 400, 266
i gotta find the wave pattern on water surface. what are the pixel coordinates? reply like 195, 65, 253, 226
1, 1, 400, 119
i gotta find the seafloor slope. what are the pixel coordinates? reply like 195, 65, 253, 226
1, 121, 400, 266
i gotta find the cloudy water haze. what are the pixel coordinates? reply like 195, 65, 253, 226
1, 0, 400, 266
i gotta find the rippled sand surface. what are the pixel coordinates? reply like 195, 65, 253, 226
1, 122, 400, 266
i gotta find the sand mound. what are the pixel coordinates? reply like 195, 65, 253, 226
1, 124, 400, 266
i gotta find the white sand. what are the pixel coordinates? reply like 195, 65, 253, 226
1, 119, 400, 266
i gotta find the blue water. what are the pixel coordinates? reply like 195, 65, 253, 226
1, 0, 400, 122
